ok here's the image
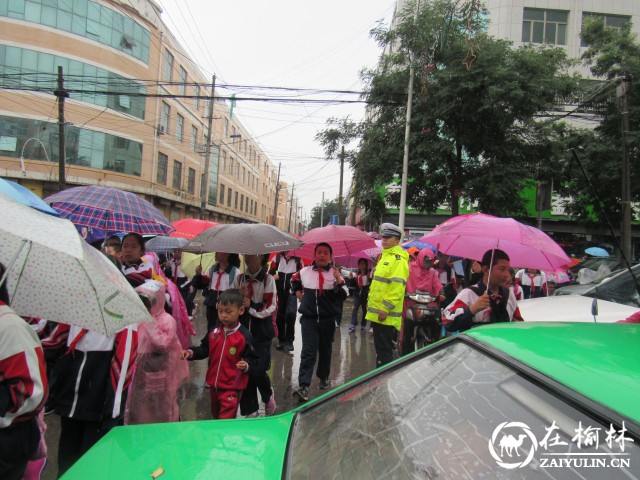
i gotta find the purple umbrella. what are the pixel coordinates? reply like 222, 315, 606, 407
45, 185, 173, 236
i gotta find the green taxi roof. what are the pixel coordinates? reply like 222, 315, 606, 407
62, 322, 640, 479
465, 322, 640, 424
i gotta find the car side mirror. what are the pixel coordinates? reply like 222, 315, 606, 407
591, 298, 598, 322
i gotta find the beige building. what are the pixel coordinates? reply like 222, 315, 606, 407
0, 0, 278, 224
391, 0, 640, 61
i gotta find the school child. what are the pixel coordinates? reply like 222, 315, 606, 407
182, 289, 256, 419
349, 258, 371, 332
125, 280, 188, 425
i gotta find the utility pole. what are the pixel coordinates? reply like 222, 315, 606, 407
398, 0, 420, 231
619, 75, 632, 261
287, 183, 295, 232
54, 66, 69, 191
271, 162, 281, 226
320, 191, 325, 226
338, 145, 344, 225
200, 75, 216, 220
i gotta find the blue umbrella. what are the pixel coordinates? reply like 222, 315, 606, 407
401, 239, 436, 253
585, 246, 609, 257
0, 177, 60, 216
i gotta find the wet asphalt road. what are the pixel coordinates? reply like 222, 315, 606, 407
43, 294, 379, 479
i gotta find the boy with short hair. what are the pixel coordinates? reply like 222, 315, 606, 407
182, 289, 256, 419
291, 243, 349, 402
443, 249, 521, 332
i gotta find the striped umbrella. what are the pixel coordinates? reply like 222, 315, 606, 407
45, 185, 173, 236
145, 236, 189, 253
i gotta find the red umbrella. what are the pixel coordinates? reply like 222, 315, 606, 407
169, 219, 218, 240
295, 225, 376, 259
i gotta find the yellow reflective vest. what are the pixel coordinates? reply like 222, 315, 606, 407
365, 245, 409, 331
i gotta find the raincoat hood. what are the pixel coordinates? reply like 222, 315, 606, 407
135, 280, 166, 317
407, 249, 441, 295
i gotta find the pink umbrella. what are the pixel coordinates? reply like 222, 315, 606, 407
421, 213, 570, 271
334, 240, 382, 268
295, 225, 376, 260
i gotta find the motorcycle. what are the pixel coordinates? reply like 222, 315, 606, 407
400, 291, 442, 355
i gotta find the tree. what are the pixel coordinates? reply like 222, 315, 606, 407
308, 196, 350, 229
556, 19, 640, 228
354, 0, 578, 218
315, 118, 359, 224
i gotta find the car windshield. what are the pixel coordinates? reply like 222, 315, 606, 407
287, 340, 639, 479
584, 264, 640, 307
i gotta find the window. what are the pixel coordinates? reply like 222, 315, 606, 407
172, 160, 182, 189
191, 126, 198, 152
222, 151, 227, 173
178, 66, 187, 96
219, 184, 225, 203
240, 194, 244, 212
231, 126, 236, 142
163, 49, 174, 81
234, 191, 238, 210
176, 114, 184, 142
1, 0, 151, 63
229, 158, 234, 175
287, 340, 640, 478
581, 13, 631, 46
159, 102, 170, 135
224, 117, 229, 136
0, 46, 147, 120
188, 167, 195, 194
227, 188, 232, 207
242, 167, 246, 184
194, 84, 200, 111
522, 9, 568, 45
157, 152, 168, 184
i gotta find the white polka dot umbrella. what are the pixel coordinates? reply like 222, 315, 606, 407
0, 198, 152, 335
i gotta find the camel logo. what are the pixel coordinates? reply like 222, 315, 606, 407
489, 421, 538, 469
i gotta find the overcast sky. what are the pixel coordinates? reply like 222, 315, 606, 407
156, 0, 397, 221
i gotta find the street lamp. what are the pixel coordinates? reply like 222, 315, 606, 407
19, 138, 51, 176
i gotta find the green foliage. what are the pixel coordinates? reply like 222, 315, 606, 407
354, 0, 578, 217
556, 18, 640, 224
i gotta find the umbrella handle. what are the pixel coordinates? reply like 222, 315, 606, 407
0, 239, 29, 298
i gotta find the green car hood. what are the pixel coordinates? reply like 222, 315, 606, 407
62, 413, 295, 479
466, 322, 640, 424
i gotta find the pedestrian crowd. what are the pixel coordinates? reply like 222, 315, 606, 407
2, 220, 565, 479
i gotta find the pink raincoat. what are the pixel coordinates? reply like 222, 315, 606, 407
125, 281, 189, 425
145, 252, 195, 348
406, 249, 443, 297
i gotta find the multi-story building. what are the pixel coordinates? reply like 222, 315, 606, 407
0, 0, 278, 224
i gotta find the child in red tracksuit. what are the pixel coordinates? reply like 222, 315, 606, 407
182, 289, 256, 419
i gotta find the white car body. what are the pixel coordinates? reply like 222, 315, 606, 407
518, 295, 639, 323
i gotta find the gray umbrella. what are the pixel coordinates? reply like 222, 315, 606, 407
183, 223, 303, 255
145, 236, 189, 253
